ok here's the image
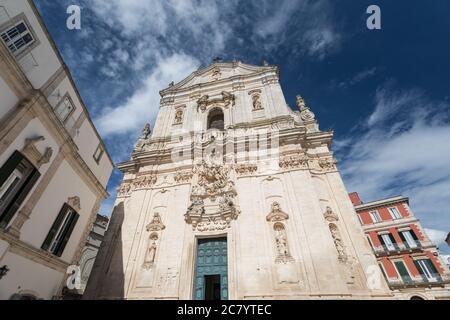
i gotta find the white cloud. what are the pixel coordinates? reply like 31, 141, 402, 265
95, 53, 200, 136
337, 83, 450, 252
424, 228, 448, 249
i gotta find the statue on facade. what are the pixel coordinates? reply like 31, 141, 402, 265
296, 95, 316, 121
252, 94, 262, 110
135, 123, 151, 151
143, 235, 158, 268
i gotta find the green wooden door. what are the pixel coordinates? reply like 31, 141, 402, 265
194, 238, 228, 300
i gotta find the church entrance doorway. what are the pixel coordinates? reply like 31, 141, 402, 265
194, 237, 228, 300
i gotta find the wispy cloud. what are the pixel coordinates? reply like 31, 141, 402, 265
336, 82, 450, 253
336, 67, 377, 89
95, 53, 199, 137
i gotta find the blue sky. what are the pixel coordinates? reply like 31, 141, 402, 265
34, 0, 450, 253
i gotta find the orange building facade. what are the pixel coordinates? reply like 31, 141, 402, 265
350, 192, 450, 300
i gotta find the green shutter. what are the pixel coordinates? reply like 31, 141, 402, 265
41, 203, 69, 251
0, 151, 23, 187
54, 211, 79, 257
0, 168, 40, 229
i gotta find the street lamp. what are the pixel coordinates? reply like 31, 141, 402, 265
0, 265, 10, 280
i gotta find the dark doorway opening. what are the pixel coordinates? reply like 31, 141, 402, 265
204, 275, 221, 300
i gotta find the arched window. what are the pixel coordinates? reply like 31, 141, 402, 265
207, 108, 224, 131
410, 296, 425, 300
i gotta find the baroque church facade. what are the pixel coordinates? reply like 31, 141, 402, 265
84, 61, 392, 300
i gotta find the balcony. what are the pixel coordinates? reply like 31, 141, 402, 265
373, 241, 422, 256
388, 273, 449, 289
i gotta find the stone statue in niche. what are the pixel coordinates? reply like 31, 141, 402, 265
252, 94, 262, 110
174, 109, 184, 125
273, 223, 294, 264
143, 233, 158, 269
329, 223, 347, 262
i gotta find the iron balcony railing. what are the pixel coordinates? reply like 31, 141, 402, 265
373, 241, 422, 255
388, 273, 448, 288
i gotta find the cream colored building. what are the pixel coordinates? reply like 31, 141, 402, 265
0, 0, 113, 299
85, 61, 393, 300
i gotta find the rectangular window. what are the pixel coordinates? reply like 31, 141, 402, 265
0, 20, 34, 55
394, 260, 413, 284
369, 210, 381, 223
0, 151, 40, 229
379, 233, 397, 251
401, 230, 418, 248
415, 259, 439, 282
388, 207, 402, 219
93, 144, 104, 164
54, 96, 75, 123
42, 203, 79, 257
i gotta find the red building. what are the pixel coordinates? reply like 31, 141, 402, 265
350, 192, 450, 299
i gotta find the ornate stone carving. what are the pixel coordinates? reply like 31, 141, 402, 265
173, 107, 185, 125
197, 91, 235, 112
279, 153, 309, 170
318, 157, 337, 172
185, 161, 240, 231
274, 223, 294, 264
22, 136, 53, 169
143, 213, 166, 269
323, 206, 339, 222
143, 233, 158, 269
211, 67, 221, 80
67, 196, 81, 212
329, 223, 348, 263
296, 95, 316, 121
265, 203, 294, 264
146, 212, 166, 232
133, 174, 157, 190
235, 163, 258, 176
174, 170, 193, 183
266, 202, 289, 222
117, 182, 132, 197
135, 123, 151, 151
249, 90, 263, 111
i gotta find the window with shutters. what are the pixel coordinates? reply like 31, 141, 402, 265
369, 210, 381, 223
0, 20, 34, 55
378, 233, 397, 251
414, 258, 439, 282
0, 151, 40, 229
388, 207, 402, 220
400, 230, 419, 248
42, 203, 79, 257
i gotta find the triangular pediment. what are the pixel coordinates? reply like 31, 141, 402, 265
160, 62, 277, 95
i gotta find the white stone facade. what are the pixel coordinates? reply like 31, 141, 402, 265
0, 0, 113, 300
85, 61, 392, 299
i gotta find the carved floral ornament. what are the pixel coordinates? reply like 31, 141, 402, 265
67, 196, 81, 212
234, 163, 258, 176
174, 170, 193, 183
279, 153, 338, 173
22, 136, 53, 169
197, 91, 235, 112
